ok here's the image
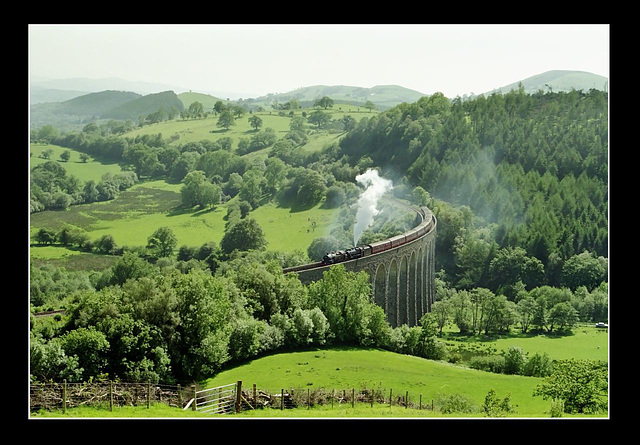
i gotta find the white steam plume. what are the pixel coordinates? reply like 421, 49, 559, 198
353, 169, 393, 246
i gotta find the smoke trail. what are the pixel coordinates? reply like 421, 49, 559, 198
353, 169, 393, 246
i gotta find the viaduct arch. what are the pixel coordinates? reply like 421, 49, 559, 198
283, 205, 436, 328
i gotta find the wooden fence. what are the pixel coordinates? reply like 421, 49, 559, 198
30, 380, 436, 415
29, 380, 185, 413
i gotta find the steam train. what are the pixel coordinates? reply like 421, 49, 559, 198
283, 206, 435, 274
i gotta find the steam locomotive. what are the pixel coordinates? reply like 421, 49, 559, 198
283, 206, 435, 274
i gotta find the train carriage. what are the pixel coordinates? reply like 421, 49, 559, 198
389, 234, 406, 248
285, 202, 436, 272
369, 239, 392, 254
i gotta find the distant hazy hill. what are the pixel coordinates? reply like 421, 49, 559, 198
59, 90, 142, 116
484, 70, 608, 96
102, 91, 184, 121
244, 84, 427, 110
30, 76, 185, 96
30, 90, 184, 130
30, 86, 90, 105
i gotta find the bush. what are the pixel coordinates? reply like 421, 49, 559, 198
550, 398, 565, 417
469, 355, 506, 374
523, 352, 554, 377
435, 393, 479, 414
228, 317, 265, 361
291, 308, 314, 346
258, 323, 285, 353
483, 389, 515, 417
503, 346, 527, 374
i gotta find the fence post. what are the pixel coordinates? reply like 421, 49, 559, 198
177, 384, 182, 408
253, 384, 257, 410
281, 389, 284, 410
352, 388, 355, 408
370, 389, 374, 408
62, 380, 67, 414
192, 385, 197, 411
419, 394, 422, 410
405, 391, 409, 409
389, 389, 392, 408
235, 381, 243, 413
109, 380, 113, 411
307, 388, 310, 409
147, 381, 151, 409
331, 389, 334, 409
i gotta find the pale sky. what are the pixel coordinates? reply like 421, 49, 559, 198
28, 24, 610, 98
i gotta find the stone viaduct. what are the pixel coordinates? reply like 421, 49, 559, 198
283, 205, 437, 328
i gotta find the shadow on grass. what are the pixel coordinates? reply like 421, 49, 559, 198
443, 328, 576, 343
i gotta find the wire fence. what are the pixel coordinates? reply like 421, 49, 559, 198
30, 380, 437, 415
234, 383, 436, 413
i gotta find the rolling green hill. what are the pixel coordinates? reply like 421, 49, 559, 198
244, 84, 427, 110
30, 90, 184, 130
178, 91, 227, 111
485, 70, 608, 95
57, 90, 142, 116
102, 90, 184, 121
204, 347, 552, 417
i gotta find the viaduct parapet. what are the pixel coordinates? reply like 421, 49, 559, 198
284, 205, 436, 328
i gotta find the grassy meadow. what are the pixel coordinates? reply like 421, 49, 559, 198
205, 347, 551, 417
30, 143, 123, 183
124, 103, 375, 153
29, 178, 341, 258
440, 323, 609, 362
29, 105, 366, 262
32, 340, 609, 418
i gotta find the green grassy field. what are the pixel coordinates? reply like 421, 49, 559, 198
30, 330, 609, 419
485, 328, 606, 361
30, 144, 123, 183
29, 179, 340, 259
123, 104, 375, 150
250, 201, 339, 253
443, 324, 609, 362
203, 347, 552, 418
30, 103, 367, 262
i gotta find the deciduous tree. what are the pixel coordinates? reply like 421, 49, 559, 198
147, 227, 178, 259
220, 218, 267, 254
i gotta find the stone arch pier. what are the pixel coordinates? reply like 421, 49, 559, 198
284, 205, 436, 328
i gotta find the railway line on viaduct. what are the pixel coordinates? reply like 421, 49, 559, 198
283, 204, 437, 328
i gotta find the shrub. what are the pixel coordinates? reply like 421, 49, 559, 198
291, 308, 314, 346
523, 352, 554, 377
550, 398, 565, 417
483, 389, 515, 417
228, 317, 265, 361
503, 346, 527, 374
469, 355, 506, 374
258, 323, 285, 353
435, 393, 479, 414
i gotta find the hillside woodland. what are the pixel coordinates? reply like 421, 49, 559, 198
30, 87, 608, 391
